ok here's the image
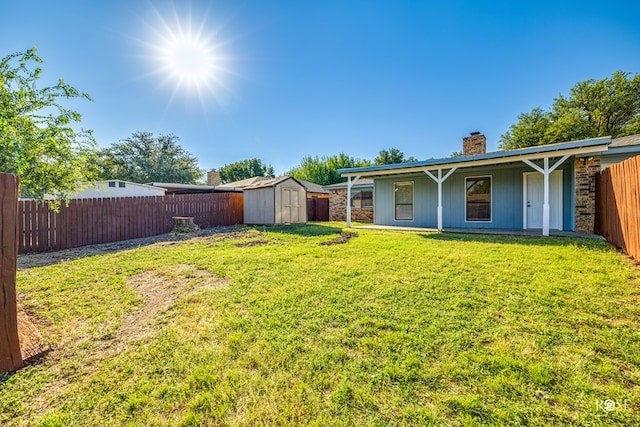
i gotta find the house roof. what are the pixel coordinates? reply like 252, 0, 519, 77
149, 182, 214, 193
222, 176, 271, 189
244, 176, 304, 190
296, 179, 329, 194
610, 134, 640, 148
338, 136, 612, 177
91, 180, 166, 191
323, 178, 374, 190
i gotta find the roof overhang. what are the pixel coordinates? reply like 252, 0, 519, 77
339, 137, 611, 178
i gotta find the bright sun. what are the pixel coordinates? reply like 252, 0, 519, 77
143, 5, 230, 102
157, 31, 219, 92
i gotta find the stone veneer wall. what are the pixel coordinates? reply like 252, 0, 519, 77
329, 189, 374, 222
574, 157, 600, 233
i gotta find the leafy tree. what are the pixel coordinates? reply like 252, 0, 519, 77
288, 153, 371, 185
0, 48, 98, 199
500, 71, 640, 150
499, 107, 553, 150
374, 148, 418, 165
218, 158, 274, 184
99, 131, 203, 183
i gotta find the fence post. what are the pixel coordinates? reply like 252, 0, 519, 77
0, 173, 23, 373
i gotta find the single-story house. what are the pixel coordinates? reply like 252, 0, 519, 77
56, 180, 167, 199
323, 178, 374, 222
337, 133, 640, 236
243, 176, 307, 225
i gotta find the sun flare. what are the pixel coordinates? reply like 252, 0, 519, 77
142, 4, 231, 103
160, 34, 215, 86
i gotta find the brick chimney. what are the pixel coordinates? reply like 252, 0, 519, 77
207, 169, 220, 186
462, 132, 486, 156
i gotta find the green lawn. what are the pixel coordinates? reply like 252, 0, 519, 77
2, 223, 639, 426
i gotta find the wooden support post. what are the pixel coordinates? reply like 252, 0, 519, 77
0, 173, 23, 373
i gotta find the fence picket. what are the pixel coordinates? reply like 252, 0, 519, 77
596, 155, 640, 261
17, 193, 243, 253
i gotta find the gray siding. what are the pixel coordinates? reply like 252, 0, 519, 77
374, 160, 575, 230
374, 176, 437, 227
244, 187, 275, 225
274, 180, 306, 224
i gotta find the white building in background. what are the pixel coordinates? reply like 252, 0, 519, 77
64, 180, 167, 199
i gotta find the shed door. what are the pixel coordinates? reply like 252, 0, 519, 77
282, 187, 300, 223
525, 171, 562, 230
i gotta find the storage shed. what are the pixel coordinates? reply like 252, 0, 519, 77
243, 176, 307, 225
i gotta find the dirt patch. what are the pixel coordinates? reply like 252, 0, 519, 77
23, 264, 230, 417
235, 239, 271, 247
117, 265, 230, 344
17, 303, 52, 363
322, 231, 358, 245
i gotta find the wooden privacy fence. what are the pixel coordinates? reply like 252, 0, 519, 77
307, 197, 329, 222
596, 155, 640, 262
1, 173, 23, 372
18, 192, 244, 254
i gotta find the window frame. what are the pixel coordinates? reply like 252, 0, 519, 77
465, 175, 492, 223
350, 189, 373, 209
394, 181, 414, 221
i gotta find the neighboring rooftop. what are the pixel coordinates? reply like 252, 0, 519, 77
296, 179, 329, 194
148, 182, 242, 194
244, 176, 296, 190
323, 178, 374, 189
610, 134, 640, 147
222, 176, 271, 189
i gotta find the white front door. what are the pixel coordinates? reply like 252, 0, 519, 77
524, 171, 563, 230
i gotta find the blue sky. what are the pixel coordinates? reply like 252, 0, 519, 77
2, 1, 639, 175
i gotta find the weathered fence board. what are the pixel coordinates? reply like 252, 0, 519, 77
1, 173, 23, 372
307, 198, 329, 222
18, 192, 244, 254
596, 155, 640, 262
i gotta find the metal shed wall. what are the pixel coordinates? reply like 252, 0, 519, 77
274, 179, 307, 224
244, 187, 275, 225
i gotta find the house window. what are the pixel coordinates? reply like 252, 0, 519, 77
394, 182, 413, 220
108, 181, 116, 188
119, 182, 126, 188
350, 190, 373, 208
466, 176, 491, 221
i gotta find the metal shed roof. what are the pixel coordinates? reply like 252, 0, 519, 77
243, 176, 304, 190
